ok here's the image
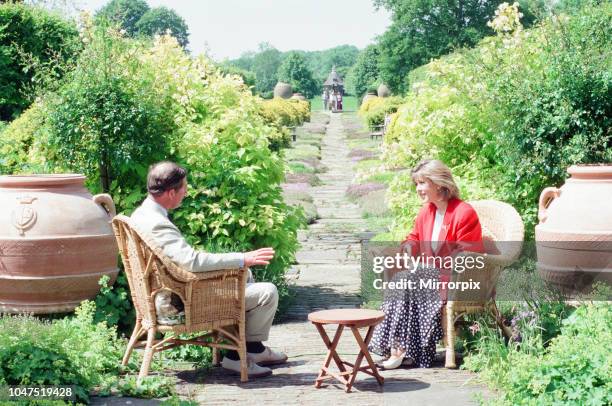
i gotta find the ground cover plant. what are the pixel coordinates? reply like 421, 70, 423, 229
463, 301, 611, 405
0, 301, 125, 403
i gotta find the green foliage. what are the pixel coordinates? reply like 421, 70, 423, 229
116, 375, 176, 399
251, 43, 283, 95
345, 44, 381, 97
464, 303, 612, 405
96, 0, 189, 47
136, 7, 189, 48
95, 0, 150, 36
94, 273, 135, 334
374, 0, 541, 93
219, 63, 256, 90
381, 2, 611, 238
45, 22, 169, 193
0, 301, 125, 403
358, 95, 403, 128
304, 44, 359, 85
228, 44, 359, 97
0, 101, 51, 174
277, 51, 318, 98
4, 26, 304, 316
0, 2, 80, 121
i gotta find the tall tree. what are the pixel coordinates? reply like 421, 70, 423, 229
0, 2, 80, 120
374, 0, 541, 93
135, 6, 189, 48
345, 44, 381, 97
252, 42, 282, 96
277, 51, 318, 98
96, 0, 149, 36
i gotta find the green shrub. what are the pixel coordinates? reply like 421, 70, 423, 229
0, 2, 80, 121
0, 301, 125, 403
3, 26, 305, 315
0, 102, 52, 174
358, 96, 403, 128
464, 303, 611, 405
381, 2, 611, 238
116, 375, 176, 399
94, 273, 135, 334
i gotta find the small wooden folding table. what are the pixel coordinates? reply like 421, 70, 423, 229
308, 308, 385, 393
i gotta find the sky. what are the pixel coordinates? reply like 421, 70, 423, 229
73, 0, 391, 61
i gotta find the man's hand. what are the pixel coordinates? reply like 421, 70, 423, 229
244, 247, 275, 267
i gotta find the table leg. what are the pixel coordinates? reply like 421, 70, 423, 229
351, 325, 384, 386
314, 323, 348, 388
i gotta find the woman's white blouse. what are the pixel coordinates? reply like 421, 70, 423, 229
430, 209, 445, 252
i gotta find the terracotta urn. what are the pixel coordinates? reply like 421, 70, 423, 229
377, 84, 391, 98
290, 92, 306, 101
0, 174, 119, 314
535, 165, 612, 293
273, 82, 292, 99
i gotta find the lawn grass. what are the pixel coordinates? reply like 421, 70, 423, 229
309, 95, 359, 112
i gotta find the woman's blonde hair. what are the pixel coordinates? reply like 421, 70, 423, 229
411, 159, 460, 200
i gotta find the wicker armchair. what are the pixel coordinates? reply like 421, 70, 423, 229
112, 215, 249, 382
442, 200, 524, 368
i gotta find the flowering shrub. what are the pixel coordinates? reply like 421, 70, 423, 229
358, 95, 403, 128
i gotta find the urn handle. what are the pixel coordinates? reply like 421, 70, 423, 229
93, 194, 116, 218
538, 187, 560, 223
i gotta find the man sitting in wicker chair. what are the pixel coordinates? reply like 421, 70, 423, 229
131, 161, 288, 378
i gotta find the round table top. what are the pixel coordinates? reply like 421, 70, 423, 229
308, 308, 385, 325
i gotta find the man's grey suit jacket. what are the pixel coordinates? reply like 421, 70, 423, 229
130, 197, 244, 272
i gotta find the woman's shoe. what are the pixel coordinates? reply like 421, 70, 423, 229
381, 355, 404, 370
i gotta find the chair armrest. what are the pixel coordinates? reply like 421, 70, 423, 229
191, 267, 246, 281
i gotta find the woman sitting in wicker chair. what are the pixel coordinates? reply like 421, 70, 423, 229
369, 159, 484, 369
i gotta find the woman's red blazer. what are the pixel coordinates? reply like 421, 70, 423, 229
401, 197, 485, 259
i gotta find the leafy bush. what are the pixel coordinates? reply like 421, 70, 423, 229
259, 98, 310, 127
2, 24, 305, 315
380, 2, 611, 238
0, 301, 125, 403
0, 102, 51, 174
94, 273, 135, 334
116, 375, 176, 399
0, 2, 81, 121
358, 95, 403, 128
464, 303, 612, 405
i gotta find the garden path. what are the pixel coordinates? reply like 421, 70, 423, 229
181, 113, 490, 405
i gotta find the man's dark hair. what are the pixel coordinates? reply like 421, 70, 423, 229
147, 161, 187, 196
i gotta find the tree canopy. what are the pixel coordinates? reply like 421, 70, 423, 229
96, 0, 189, 48
345, 44, 381, 97
135, 6, 189, 48
277, 52, 318, 98
374, 0, 541, 93
96, 0, 149, 36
